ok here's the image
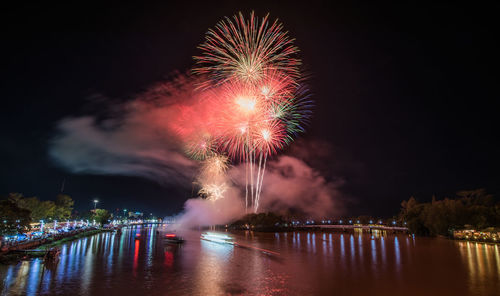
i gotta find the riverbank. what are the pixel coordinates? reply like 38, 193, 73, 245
0, 228, 112, 264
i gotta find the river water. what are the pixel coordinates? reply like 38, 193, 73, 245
0, 224, 499, 295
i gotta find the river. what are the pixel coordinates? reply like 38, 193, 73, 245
1, 224, 499, 295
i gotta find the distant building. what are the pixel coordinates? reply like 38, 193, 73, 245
128, 212, 143, 219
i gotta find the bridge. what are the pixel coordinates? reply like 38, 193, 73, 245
297, 224, 408, 232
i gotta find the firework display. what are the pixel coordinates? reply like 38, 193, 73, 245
179, 12, 312, 212
197, 154, 229, 201
193, 11, 301, 87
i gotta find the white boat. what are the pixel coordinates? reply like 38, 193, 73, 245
200, 232, 234, 244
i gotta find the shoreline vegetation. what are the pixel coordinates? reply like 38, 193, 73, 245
0, 228, 111, 264
398, 189, 499, 242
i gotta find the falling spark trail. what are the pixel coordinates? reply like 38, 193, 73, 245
249, 142, 255, 208
245, 150, 249, 213
254, 153, 267, 212
254, 152, 263, 213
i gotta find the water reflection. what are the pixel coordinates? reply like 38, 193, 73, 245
394, 236, 401, 269
458, 241, 500, 295
370, 237, 377, 265
340, 234, 345, 258
380, 236, 386, 265
0, 227, 498, 295
133, 239, 139, 277
196, 238, 234, 295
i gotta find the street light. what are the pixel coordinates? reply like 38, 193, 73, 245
93, 199, 99, 209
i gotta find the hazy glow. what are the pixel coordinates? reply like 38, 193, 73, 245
235, 96, 257, 113
261, 129, 271, 141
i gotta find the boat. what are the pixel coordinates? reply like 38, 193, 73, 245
200, 232, 234, 244
164, 233, 185, 244
44, 247, 61, 263
135, 233, 141, 240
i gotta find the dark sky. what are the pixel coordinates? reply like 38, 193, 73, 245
1, 1, 498, 217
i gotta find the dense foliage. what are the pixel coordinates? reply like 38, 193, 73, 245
0, 200, 32, 235
5, 193, 74, 222
231, 212, 285, 229
399, 189, 499, 236
93, 209, 111, 226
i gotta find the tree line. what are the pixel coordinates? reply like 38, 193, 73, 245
399, 189, 500, 236
0, 193, 110, 236
7, 193, 74, 221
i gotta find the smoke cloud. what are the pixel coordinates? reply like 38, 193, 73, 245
175, 153, 343, 229
228, 154, 344, 219
246, 156, 342, 217
175, 187, 245, 228
49, 76, 344, 227
49, 77, 199, 184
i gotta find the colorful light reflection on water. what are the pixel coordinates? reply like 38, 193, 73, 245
0, 226, 499, 295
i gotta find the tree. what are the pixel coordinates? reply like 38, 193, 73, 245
399, 190, 499, 236
232, 212, 285, 228
7, 193, 57, 221
7, 192, 24, 205
0, 200, 31, 236
22, 198, 56, 221
54, 194, 74, 220
93, 209, 111, 226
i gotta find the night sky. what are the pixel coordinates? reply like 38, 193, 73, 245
1, 2, 498, 217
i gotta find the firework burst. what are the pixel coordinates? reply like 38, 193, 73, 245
197, 154, 230, 201
193, 11, 301, 87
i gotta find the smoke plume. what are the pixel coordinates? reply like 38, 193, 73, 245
49, 77, 199, 184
